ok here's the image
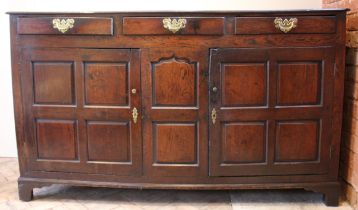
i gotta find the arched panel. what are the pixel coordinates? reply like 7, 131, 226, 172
152, 58, 197, 107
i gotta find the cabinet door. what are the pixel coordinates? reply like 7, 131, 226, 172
21, 48, 142, 176
142, 48, 208, 177
209, 47, 335, 176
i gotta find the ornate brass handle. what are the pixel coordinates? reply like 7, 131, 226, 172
274, 17, 298, 33
162, 18, 187, 33
211, 108, 217, 125
132, 107, 138, 123
52, 18, 75, 33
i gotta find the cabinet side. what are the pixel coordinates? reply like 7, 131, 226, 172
328, 11, 347, 180
9, 14, 27, 176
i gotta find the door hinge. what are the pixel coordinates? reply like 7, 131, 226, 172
334, 63, 337, 77
329, 145, 333, 159
204, 70, 209, 78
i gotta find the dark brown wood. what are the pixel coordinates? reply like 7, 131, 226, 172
84, 63, 128, 105
235, 16, 336, 34
123, 17, 224, 35
87, 121, 130, 162
221, 122, 266, 164
209, 47, 335, 177
36, 119, 78, 160
18, 182, 33, 202
142, 48, 208, 177
221, 63, 266, 106
155, 123, 197, 164
9, 10, 346, 206
153, 58, 196, 106
17, 17, 113, 35
277, 63, 321, 105
275, 120, 319, 162
305, 182, 341, 206
19, 48, 142, 176
33, 62, 75, 104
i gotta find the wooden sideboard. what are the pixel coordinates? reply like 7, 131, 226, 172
9, 9, 347, 206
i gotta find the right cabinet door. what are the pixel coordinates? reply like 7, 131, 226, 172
209, 47, 335, 176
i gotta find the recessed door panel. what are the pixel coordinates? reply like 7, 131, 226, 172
36, 119, 78, 160
221, 63, 267, 107
87, 121, 130, 162
275, 120, 320, 162
152, 58, 197, 107
84, 63, 129, 106
209, 48, 335, 176
221, 122, 266, 164
153, 123, 198, 164
33, 62, 75, 105
277, 62, 321, 106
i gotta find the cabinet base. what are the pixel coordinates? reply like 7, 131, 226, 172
18, 177, 340, 206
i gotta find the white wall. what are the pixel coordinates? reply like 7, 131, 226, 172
1, 0, 16, 157
0, 0, 321, 157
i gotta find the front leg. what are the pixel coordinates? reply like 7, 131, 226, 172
18, 182, 33, 201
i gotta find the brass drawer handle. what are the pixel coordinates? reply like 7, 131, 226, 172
211, 108, 217, 125
274, 17, 297, 33
52, 18, 75, 33
132, 107, 138, 123
163, 18, 187, 33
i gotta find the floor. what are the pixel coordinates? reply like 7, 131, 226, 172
0, 158, 353, 210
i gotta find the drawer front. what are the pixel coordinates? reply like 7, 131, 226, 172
17, 17, 113, 35
123, 17, 224, 35
235, 16, 336, 34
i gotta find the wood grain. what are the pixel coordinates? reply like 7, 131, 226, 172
17, 17, 113, 35
275, 121, 319, 162
153, 58, 196, 106
33, 62, 75, 105
222, 122, 266, 164
84, 63, 128, 106
36, 119, 77, 160
277, 63, 321, 106
123, 17, 224, 35
9, 11, 346, 206
154, 123, 197, 164
87, 121, 130, 162
235, 16, 336, 34
221, 63, 266, 106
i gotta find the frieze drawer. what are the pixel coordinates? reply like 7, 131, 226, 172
123, 17, 224, 35
235, 16, 336, 34
17, 17, 113, 35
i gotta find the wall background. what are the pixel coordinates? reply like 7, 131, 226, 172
0, 0, 321, 157
0, 0, 16, 157
323, 0, 358, 209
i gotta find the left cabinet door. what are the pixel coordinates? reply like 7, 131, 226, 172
20, 48, 142, 176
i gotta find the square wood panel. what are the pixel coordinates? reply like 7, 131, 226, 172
221, 63, 267, 107
277, 62, 321, 106
33, 62, 75, 105
153, 123, 198, 164
86, 121, 130, 162
36, 119, 78, 160
85, 63, 128, 106
221, 122, 266, 164
275, 120, 320, 162
152, 58, 197, 107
